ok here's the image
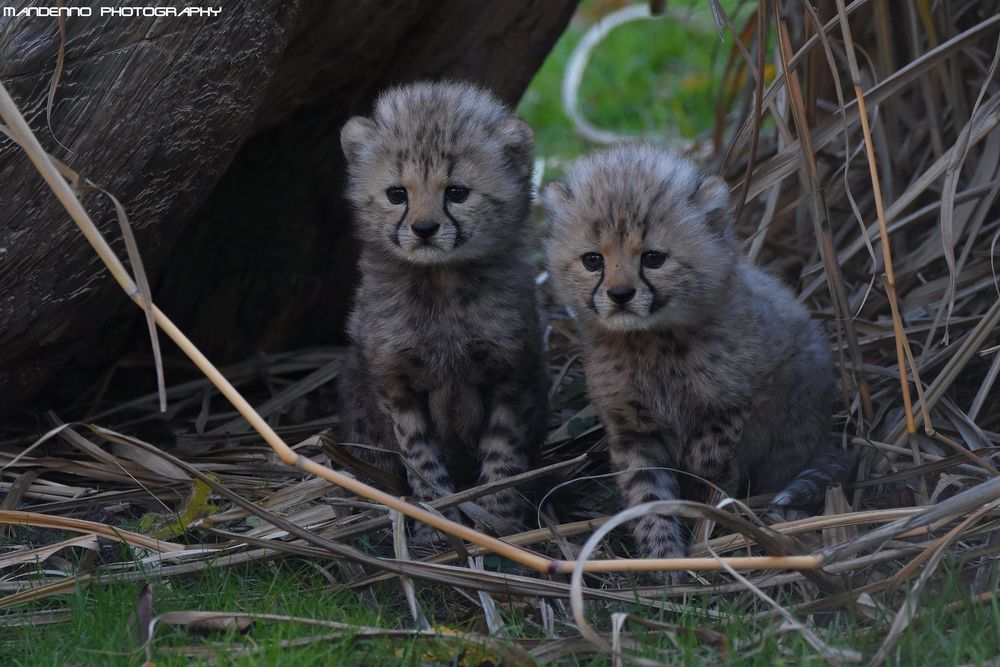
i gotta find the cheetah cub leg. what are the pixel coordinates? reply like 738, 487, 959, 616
686, 407, 748, 499
608, 426, 687, 562
376, 376, 460, 544
475, 381, 532, 535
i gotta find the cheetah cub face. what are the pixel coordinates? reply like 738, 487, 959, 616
544, 144, 737, 332
341, 82, 534, 265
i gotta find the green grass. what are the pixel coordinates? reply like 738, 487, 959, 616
3, 564, 407, 666
3, 560, 999, 665
518, 0, 745, 166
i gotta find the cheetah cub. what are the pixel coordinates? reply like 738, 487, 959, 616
544, 144, 843, 560
337, 81, 548, 541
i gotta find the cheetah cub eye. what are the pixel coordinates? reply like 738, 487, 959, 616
444, 185, 470, 203
581, 252, 604, 271
386, 187, 407, 205
640, 250, 667, 269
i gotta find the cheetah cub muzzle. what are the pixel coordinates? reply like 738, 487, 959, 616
544, 144, 847, 562
337, 81, 548, 544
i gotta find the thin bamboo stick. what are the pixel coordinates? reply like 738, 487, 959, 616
551, 555, 820, 574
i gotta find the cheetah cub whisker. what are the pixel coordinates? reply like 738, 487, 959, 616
337, 81, 548, 544
543, 144, 848, 563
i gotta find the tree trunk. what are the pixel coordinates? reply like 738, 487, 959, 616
0, 0, 577, 416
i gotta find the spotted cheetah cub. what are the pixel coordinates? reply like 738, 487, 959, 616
337, 81, 548, 541
544, 144, 842, 559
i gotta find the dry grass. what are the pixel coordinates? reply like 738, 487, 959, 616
2, 0, 1000, 663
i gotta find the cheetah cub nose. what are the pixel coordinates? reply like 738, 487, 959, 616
608, 286, 637, 304
411, 220, 440, 239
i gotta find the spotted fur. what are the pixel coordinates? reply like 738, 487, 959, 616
337, 81, 548, 542
544, 144, 844, 560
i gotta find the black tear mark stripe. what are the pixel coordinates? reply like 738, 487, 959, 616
443, 204, 466, 247
588, 267, 605, 314
392, 202, 410, 247
638, 265, 667, 313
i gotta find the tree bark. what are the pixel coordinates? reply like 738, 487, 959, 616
0, 0, 577, 416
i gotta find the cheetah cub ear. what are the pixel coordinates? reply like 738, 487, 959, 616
341, 116, 377, 162
490, 117, 534, 179
540, 181, 572, 219
694, 174, 733, 234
